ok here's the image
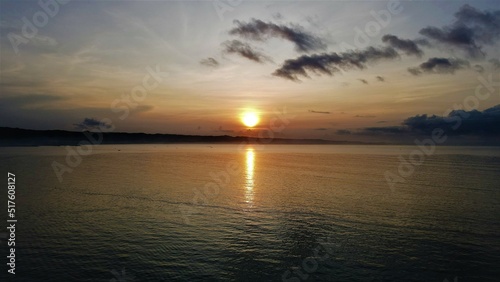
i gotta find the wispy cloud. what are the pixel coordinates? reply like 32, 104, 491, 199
308, 110, 330, 114
222, 40, 272, 63
229, 19, 326, 52
274, 46, 399, 81
200, 57, 219, 67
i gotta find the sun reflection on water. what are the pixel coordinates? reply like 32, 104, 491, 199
245, 148, 255, 205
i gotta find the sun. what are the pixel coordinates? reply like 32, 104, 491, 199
241, 112, 259, 127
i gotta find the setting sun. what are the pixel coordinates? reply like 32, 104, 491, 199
241, 112, 259, 127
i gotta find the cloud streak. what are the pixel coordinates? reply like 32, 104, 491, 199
200, 57, 219, 67
408, 57, 469, 75
229, 19, 326, 52
273, 46, 399, 81
308, 110, 330, 114
382, 34, 424, 57
222, 40, 272, 63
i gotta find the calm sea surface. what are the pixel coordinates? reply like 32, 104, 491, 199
0, 145, 499, 281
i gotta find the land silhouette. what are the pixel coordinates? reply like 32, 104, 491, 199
0, 127, 372, 147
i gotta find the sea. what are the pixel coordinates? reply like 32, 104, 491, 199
0, 144, 499, 281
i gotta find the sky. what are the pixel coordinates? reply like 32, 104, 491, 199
0, 0, 499, 144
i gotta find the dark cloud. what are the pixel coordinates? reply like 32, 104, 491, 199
308, 110, 330, 114
376, 121, 387, 123
376, 76, 385, 82
222, 40, 271, 63
229, 19, 326, 52
74, 118, 112, 131
273, 46, 399, 81
355, 115, 376, 118
490, 58, 500, 70
381, 34, 424, 57
419, 25, 482, 57
402, 105, 500, 136
408, 57, 469, 75
342, 104, 500, 137
200, 57, 219, 67
419, 4, 500, 58
358, 79, 368, 84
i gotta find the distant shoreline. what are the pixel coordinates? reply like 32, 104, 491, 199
2, 127, 499, 147
0, 127, 377, 147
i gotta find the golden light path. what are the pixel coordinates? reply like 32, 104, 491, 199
245, 148, 255, 206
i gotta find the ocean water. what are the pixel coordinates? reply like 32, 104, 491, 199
0, 144, 499, 281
